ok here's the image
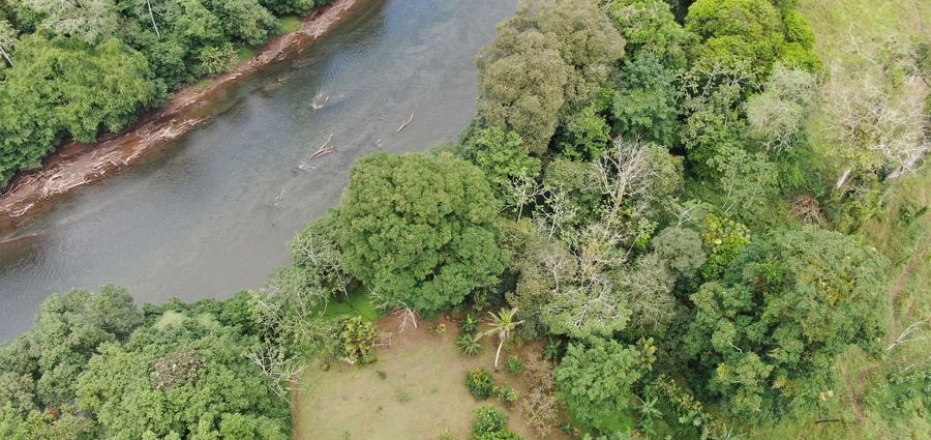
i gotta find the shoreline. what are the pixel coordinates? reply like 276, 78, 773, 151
0, 0, 365, 237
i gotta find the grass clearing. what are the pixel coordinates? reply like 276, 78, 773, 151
278, 16, 305, 35
237, 46, 257, 62
293, 314, 569, 440
313, 292, 381, 321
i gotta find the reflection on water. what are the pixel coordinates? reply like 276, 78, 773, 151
0, 0, 517, 339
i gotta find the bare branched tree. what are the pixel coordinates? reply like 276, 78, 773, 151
822, 35, 931, 186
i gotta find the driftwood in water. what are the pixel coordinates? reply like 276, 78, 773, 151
270, 188, 285, 207
397, 113, 414, 133
310, 133, 335, 159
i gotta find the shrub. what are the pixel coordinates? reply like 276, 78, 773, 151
505, 356, 525, 375
333, 315, 378, 365
475, 431, 523, 440
465, 369, 495, 400
430, 323, 448, 335
397, 391, 412, 403
458, 333, 484, 356
472, 406, 508, 437
542, 339, 562, 361
461, 314, 479, 334
496, 385, 519, 409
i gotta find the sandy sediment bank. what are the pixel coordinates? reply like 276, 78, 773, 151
0, 0, 364, 236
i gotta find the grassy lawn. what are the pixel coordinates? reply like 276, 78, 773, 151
293, 314, 569, 440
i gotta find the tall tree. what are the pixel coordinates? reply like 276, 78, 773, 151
554, 340, 643, 433
333, 152, 509, 314
76, 312, 290, 440
477, 0, 625, 154
24, 0, 120, 44
685, 227, 890, 419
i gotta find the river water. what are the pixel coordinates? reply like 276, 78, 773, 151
0, 0, 517, 339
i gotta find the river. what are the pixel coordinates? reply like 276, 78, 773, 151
0, 0, 517, 339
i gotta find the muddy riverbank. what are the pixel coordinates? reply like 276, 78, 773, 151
0, 0, 366, 237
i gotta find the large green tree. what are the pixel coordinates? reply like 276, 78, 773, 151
76, 311, 289, 440
0, 285, 142, 439
0, 35, 156, 186
477, 0, 625, 154
333, 152, 509, 313
685, 227, 890, 418
554, 340, 643, 433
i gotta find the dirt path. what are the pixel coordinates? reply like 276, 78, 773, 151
0, 0, 365, 236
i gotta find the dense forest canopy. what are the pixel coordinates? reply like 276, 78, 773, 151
2, 0, 931, 438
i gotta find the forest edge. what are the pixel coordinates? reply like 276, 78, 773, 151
0, 0, 366, 237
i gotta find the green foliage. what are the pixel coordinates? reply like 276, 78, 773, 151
464, 127, 542, 213
332, 315, 378, 365
554, 340, 642, 433
465, 369, 495, 401
76, 310, 289, 440
685, 227, 890, 419
457, 333, 484, 357
685, 0, 787, 83
203, 0, 277, 46
460, 314, 479, 334
471, 406, 508, 437
558, 106, 612, 160
542, 339, 562, 361
477, 0, 625, 154
651, 226, 706, 279
260, 0, 318, 16
474, 431, 522, 440
496, 384, 519, 409
541, 158, 603, 226
699, 214, 750, 280
505, 356, 525, 375
197, 42, 237, 76
27, 0, 119, 44
605, 0, 692, 69
0, 36, 156, 185
611, 51, 679, 144
334, 152, 509, 314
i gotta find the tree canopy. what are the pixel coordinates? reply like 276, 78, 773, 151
333, 152, 509, 313
685, 227, 890, 417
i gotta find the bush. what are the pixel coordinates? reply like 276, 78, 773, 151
472, 406, 508, 437
475, 431, 523, 440
465, 369, 495, 400
458, 334, 484, 356
505, 356, 525, 375
496, 385, 519, 409
542, 339, 562, 361
461, 314, 479, 334
333, 315, 378, 365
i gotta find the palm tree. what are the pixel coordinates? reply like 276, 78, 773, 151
481, 307, 524, 371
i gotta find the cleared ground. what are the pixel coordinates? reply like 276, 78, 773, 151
293, 314, 567, 440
